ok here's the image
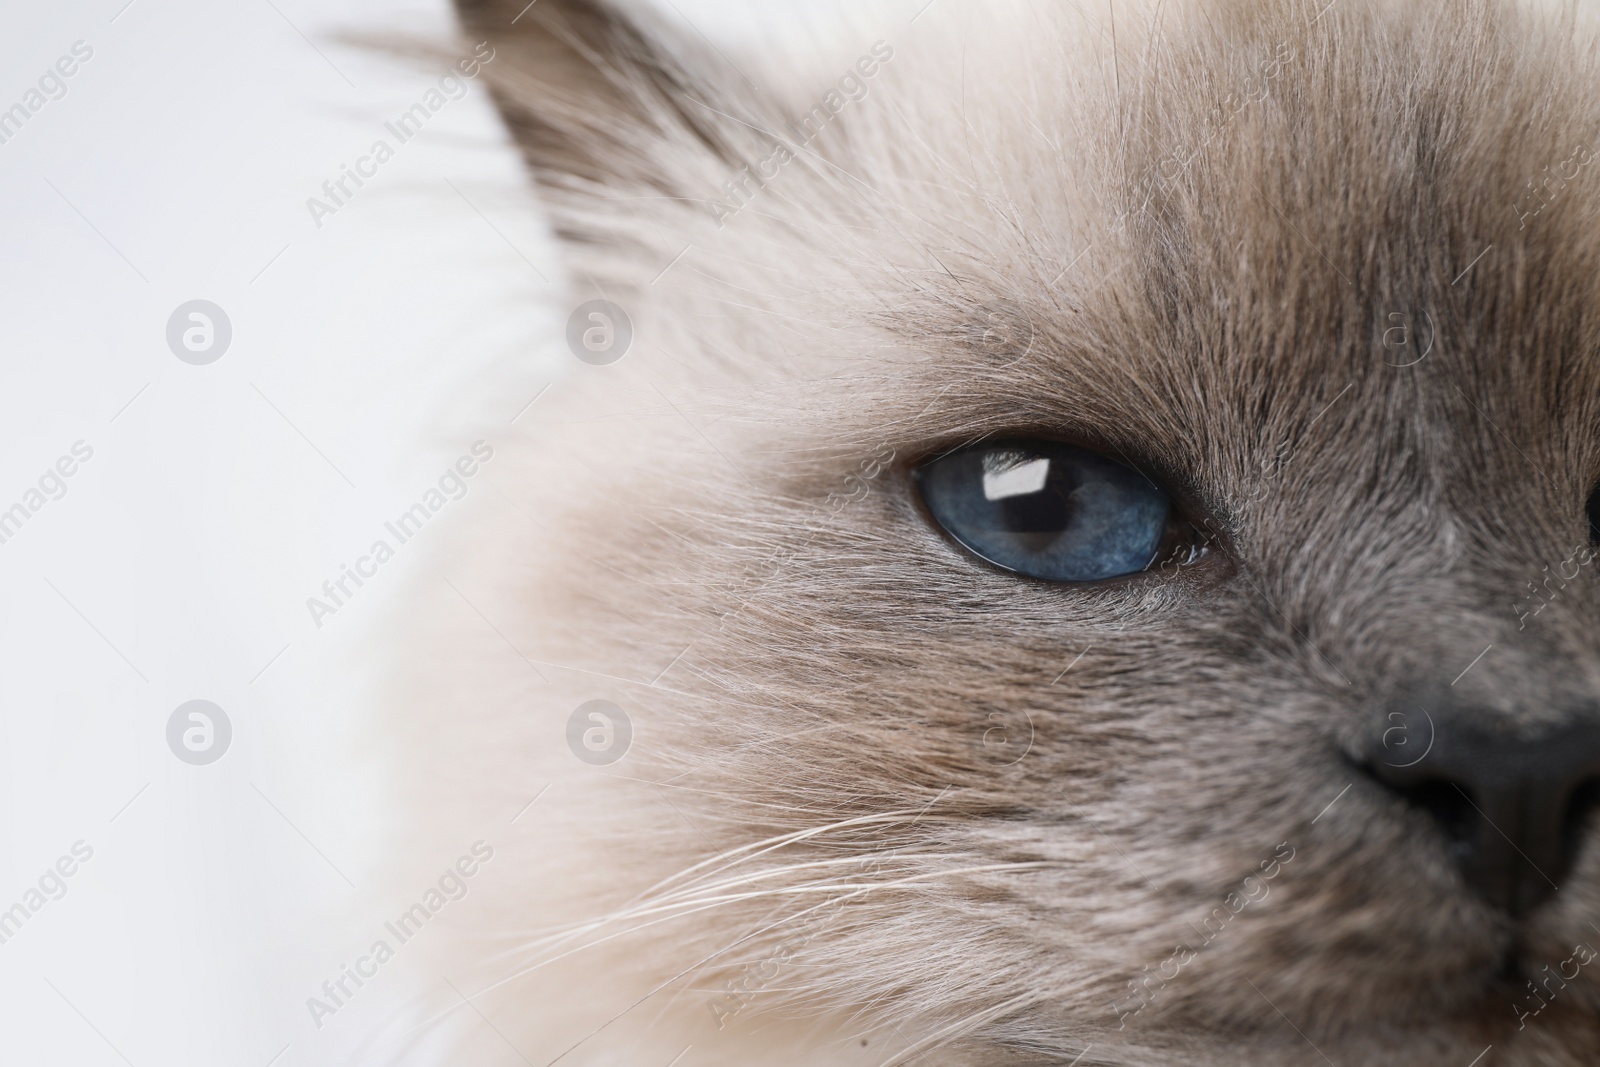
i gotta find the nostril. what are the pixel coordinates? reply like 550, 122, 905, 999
1561, 778, 1600, 870
1360, 720, 1600, 916
1392, 778, 1477, 861
1358, 767, 1481, 871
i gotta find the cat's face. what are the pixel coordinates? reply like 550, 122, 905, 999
446, 0, 1600, 1062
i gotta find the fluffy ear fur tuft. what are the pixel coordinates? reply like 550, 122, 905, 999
456, 0, 761, 250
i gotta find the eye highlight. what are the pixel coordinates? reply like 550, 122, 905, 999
914, 439, 1188, 582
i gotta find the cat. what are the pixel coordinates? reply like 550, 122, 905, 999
379, 0, 1600, 1062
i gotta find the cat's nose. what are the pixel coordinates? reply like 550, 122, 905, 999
1362, 717, 1600, 917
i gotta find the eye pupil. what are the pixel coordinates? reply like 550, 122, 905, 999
915, 439, 1179, 582
1000, 490, 1072, 551
983, 452, 1073, 550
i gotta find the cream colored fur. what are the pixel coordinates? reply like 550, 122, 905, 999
380, 0, 1600, 1063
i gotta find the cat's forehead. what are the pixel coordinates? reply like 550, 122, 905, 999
882, 0, 1600, 511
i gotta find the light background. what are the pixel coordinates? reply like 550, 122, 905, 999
0, 1, 562, 1063
0, 0, 893, 1064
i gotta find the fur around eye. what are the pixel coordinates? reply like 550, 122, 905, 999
914, 439, 1176, 581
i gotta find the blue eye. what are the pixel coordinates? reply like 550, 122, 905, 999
914, 439, 1178, 582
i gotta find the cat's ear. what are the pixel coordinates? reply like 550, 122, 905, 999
454, 0, 759, 248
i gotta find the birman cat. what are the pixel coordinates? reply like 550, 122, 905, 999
384, 0, 1600, 1063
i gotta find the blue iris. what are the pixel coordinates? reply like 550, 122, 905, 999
915, 439, 1171, 581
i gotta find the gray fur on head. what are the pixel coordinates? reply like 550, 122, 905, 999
391, 0, 1600, 1062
